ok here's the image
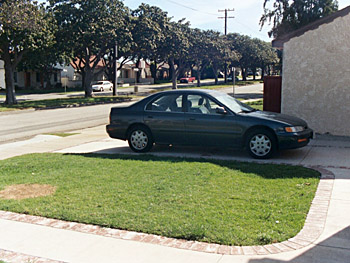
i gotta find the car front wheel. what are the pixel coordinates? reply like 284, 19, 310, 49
128, 126, 153, 153
246, 129, 276, 159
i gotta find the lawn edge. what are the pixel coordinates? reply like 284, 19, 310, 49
0, 166, 333, 257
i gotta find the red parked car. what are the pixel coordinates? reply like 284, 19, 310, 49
180, 77, 195, 83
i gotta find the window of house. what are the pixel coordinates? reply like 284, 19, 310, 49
54, 73, 57, 82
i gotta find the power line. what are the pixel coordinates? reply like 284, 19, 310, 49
163, 0, 218, 16
151, 0, 268, 39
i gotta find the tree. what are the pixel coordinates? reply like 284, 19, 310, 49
189, 30, 238, 87
252, 39, 279, 79
18, 12, 66, 90
0, 0, 55, 104
260, 0, 339, 38
50, 0, 130, 97
188, 29, 210, 87
227, 34, 259, 81
130, 4, 170, 83
210, 34, 239, 85
161, 19, 192, 89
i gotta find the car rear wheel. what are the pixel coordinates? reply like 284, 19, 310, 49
128, 126, 153, 153
246, 129, 276, 159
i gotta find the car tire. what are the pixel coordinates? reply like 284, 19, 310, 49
128, 126, 154, 153
100, 87, 104, 92
245, 129, 276, 159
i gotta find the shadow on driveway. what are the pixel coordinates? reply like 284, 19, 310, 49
248, 226, 350, 263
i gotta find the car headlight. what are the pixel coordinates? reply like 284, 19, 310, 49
285, 126, 305, 133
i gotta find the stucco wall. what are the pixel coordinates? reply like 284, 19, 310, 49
281, 14, 350, 136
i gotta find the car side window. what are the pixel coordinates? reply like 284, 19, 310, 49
146, 94, 183, 112
187, 95, 222, 115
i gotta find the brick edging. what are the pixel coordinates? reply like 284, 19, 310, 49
0, 249, 65, 263
0, 166, 334, 257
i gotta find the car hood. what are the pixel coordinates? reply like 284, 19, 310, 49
244, 110, 308, 127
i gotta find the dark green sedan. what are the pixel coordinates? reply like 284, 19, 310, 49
106, 89, 313, 159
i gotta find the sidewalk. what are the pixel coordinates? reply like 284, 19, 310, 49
0, 126, 349, 262
0, 79, 263, 103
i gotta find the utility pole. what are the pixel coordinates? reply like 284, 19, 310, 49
113, 42, 118, 96
218, 8, 234, 83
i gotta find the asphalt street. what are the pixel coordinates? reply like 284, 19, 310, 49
0, 102, 133, 144
0, 83, 263, 144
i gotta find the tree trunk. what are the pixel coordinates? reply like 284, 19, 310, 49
252, 68, 257, 80
150, 61, 157, 82
44, 71, 53, 89
4, 56, 17, 105
169, 58, 178, 89
212, 65, 218, 85
196, 70, 201, 87
260, 63, 265, 80
241, 67, 247, 81
84, 68, 94, 97
135, 58, 141, 84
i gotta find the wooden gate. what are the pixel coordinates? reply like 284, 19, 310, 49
263, 76, 282, 113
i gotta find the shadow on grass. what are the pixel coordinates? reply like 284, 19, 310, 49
64, 152, 321, 180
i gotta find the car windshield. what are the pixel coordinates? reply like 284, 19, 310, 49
215, 93, 256, 113
94, 82, 104, 85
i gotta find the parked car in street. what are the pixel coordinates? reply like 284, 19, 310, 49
106, 89, 313, 159
92, 81, 113, 92
180, 77, 195, 83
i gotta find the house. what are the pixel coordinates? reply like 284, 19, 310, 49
119, 60, 154, 84
15, 69, 62, 89
0, 60, 62, 90
61, 59, 154, 88
273, 6, 350, 136
0, 58, 155, 90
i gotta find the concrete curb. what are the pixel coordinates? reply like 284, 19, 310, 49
0, 166, 334, 258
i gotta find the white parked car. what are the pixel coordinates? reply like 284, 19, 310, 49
92, 81, 113, 92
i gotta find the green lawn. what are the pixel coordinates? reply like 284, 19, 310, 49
0, 96, 132, 112
0, 153, 320, 246
246, 99, 263, 111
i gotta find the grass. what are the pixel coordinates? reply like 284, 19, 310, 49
246, 99, 264, 111
15, 87, 84, 95
0, 153, 320, 246
0, 96, 132, 112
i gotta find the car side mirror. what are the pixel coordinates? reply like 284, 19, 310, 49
216, 107, 227, 114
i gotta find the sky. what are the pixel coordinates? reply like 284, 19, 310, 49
123, 0, 350, 41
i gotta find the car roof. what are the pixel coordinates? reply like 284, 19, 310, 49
155, 89, 224, 97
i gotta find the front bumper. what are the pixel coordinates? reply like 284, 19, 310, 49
277, 128, 314, 150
